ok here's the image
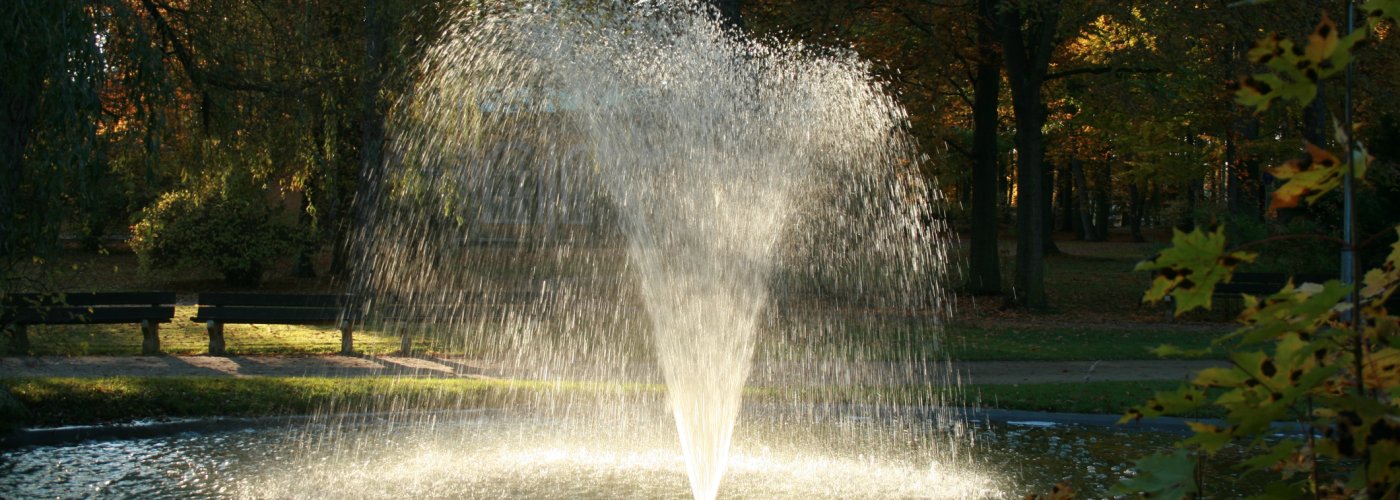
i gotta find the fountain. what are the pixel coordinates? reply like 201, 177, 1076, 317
0, 2, 1032, 498
348, 1, 963, 498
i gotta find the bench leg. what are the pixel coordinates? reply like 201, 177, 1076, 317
207, 321, 226, 356
6, 325, 28, 355
340, 323, 354, 356
398, 322, 412, 356
141, 320, 162, 356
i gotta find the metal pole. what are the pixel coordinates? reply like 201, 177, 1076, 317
1342, 2, 1358, 291
1343, 0, 1366, 403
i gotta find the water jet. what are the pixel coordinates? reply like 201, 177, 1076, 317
350, 2, 957, 498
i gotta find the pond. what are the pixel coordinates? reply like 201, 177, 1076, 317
0, 408, 1245, 498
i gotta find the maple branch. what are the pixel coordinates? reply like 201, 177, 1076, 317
140, 0, 318, 97
1046, 65, 1162, 80
944, 76, 974, 108
944, 136, 973, 160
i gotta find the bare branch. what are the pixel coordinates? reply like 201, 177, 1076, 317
1046, 65, 1162, 81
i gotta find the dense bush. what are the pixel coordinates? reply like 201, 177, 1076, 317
130, 184, 297, 286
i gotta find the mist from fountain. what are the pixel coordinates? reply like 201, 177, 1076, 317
350, 2, 964, 498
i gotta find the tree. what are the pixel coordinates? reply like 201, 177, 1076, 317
1123, 3, 1400, 496
1000, 0, 1061, 308
966, 0, 1004, 294
1, 1, 105, 284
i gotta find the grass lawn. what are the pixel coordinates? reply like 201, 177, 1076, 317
942, 325, 1225, 361
1, 322, 1229, 362
0, 376, 1204, 430
967, 380, 1219, 418
1, 305, 1227, 361
2, 235, 1239, 363
0, 376, 662, 430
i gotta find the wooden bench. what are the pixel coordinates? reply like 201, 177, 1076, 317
0, 292, 177, 355
191, 293, 358, 356
1160, 272, 1373, 319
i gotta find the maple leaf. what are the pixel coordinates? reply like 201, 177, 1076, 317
1304, 12, 1339, 64
1113, 450, 1200, 498
1137, 227, 1257, 316
1361, 227, 1400, 303
1267, 142, 1370, 213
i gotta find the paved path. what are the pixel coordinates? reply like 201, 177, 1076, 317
0, 356, 1227, 386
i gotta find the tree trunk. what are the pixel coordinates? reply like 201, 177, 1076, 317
1043, 160, 1060, 255
1182, 179, 1200, 231
1128, 181, 1145, 242
1071, 158, 1095, 241
0, 42, 45, 269
1149, 181, 1160, 227
966, 0, 1002, 295
1000, 0, 1061, 309
1093, 158, 1112, 241
0, 85, 36, 267
349, 0, 388, 281
1058, 160, 1074, 232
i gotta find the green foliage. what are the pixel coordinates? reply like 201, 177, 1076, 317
1233, 12, 1374, 216
1267, 136, 1370, 214
1229, 215, 1340, 275
0, 0, 106, 281
130, 179, 298, 287
1234, 13, 1363, 111
1124, 230, 1400, 497
1364, 0, 1400, 26
0, 376, 644, 427
1113, 449, 1201, 498
1136, 227, 1257, 316
1122, 8, 1400, 491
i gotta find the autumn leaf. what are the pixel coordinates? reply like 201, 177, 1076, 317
1246, 33, 1283, 64
1267, 142, 1370, 213
1137, 227, 1257, 315
1361, 227, 1400, 303
1365, 0, 1400, 25
1235, 14, 1366, 111
1304, 12, 1339, 63
1234, 73, 1293, 110
1184, 421, 1232, 453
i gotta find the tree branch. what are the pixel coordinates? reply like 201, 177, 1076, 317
944, 76, 974, 108
945, 136, 974, 161
1027, 0, 1062, 86
140, 0, 317, 97
1047, 65, 1162, 81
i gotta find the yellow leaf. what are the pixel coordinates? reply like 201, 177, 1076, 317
1361, 227, 1400, 302
1247, 33, 1283, 63
1270, 180, 1311, 212
1303, 142, 1341, 169
1305, 11, 1339, 63
1270, 159, 1305, 179
1267, 143, 1349, 213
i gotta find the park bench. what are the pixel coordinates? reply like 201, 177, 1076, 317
191, 293, 359, 356
1159, 272, 1394, 319
0, 292, 177, 355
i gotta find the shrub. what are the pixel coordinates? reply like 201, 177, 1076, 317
130, 184, 296, 287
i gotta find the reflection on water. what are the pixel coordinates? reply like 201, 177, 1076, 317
0, 410, 1210, 499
